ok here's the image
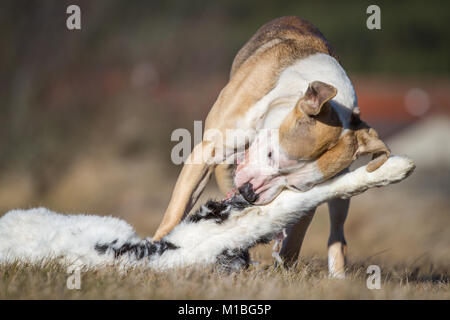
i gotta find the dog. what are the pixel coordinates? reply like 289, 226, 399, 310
0, 156, 414, 271
152, 16, 389, 278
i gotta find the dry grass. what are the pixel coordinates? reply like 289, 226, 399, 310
1, 257, 448, 299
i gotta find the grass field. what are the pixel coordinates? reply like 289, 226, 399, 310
1, 256, 448, 299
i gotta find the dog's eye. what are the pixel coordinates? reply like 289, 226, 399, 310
268, 151, 272, 158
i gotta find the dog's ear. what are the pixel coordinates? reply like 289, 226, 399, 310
354, 120, 391, 172
297, 81, 337, 116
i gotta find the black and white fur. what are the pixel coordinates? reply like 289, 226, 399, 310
0, 156, 414, 271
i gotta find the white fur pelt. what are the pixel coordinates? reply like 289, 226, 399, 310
0, 156, 414, 271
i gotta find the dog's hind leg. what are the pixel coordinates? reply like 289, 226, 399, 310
279, 208, 316, 266
327, 197, 350, 279
276, 195, 349, 277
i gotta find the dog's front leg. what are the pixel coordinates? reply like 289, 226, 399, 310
153, 141, 216, 241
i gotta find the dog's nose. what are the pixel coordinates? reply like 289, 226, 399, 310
238, 182, 259, 203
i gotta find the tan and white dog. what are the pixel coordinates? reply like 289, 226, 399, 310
153, 16, 389, 278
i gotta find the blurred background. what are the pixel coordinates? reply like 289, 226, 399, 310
0, 1, 449, 270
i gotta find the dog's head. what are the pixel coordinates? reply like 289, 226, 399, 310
279, 81, 341, 160
279, 80, 390, 170
234, 81, 390, 204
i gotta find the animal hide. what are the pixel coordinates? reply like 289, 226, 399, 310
0, 156, 414, 271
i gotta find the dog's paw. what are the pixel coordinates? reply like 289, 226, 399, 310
367, 155, 415, 186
